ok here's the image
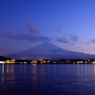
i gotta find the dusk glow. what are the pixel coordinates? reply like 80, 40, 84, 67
1, 1, 95, 95
1, 0, 95, 56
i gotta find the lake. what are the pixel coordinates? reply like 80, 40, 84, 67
0, 64, 95, 95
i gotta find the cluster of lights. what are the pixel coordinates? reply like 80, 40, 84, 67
0, 61, 4, 63
0, 59, 16, 64
0, 58, 95, 64
31, 60, 38, 64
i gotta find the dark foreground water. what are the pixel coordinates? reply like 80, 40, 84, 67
0, 64, 95, 95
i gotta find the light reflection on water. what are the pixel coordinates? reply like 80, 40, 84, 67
0, 64, 95, 95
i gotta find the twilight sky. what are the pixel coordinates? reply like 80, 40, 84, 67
0, 0, 95, 56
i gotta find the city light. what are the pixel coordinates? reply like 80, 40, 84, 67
0, 61, 4, 64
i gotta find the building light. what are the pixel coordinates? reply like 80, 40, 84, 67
5, 60, 11, 63
73, 62, 75, 64
92, 61, 95, 64
32, 60, 37, 64
10, 59, 15, 63
20, 62, 22, 64
42, 61, 46, 63
52, 61, 56, 63
24, 62, 27, 64
0, 61, 4, 63
47, 61, 50, 63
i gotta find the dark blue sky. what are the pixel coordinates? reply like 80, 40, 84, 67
0, 0, 95, 55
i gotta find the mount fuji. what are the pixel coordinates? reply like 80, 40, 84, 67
7, 42, 95, 60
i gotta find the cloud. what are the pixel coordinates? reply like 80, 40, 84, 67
18, 34, 49, 42
54, 24, 64, 32
0, 24, 49, 42
87, 39, 95, 44
7, 34, 49, 42
27, 24, 40, 33
57, 34, 79, 45
3, 30, 49, 43
0, 29, 11, 37
57, 37, 68, 43
69, 35, 78, 42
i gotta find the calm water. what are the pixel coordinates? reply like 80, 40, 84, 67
0, 64, 95, 95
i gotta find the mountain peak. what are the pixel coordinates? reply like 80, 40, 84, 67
40, 41, 54, 46
28, 41, 65, 53
37, 41, 61, 49
7, 42, 95, 60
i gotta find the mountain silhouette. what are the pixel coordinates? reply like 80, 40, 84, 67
7, 42, 95, 60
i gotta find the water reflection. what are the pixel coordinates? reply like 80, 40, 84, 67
5, 64, 15, 85
31, 64, 37, 86
1, 64, 95, 95
6, 64, 9, 73
85, 64, 87, 75
2, 63, 4, 74
1, 64, 4, 89
1, 64, 95, 81
24, 64, 26, 73
94, 64, 95, 76
20, 64, 22, 73
54, 64, 56, 74
77, 64, 95, 76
